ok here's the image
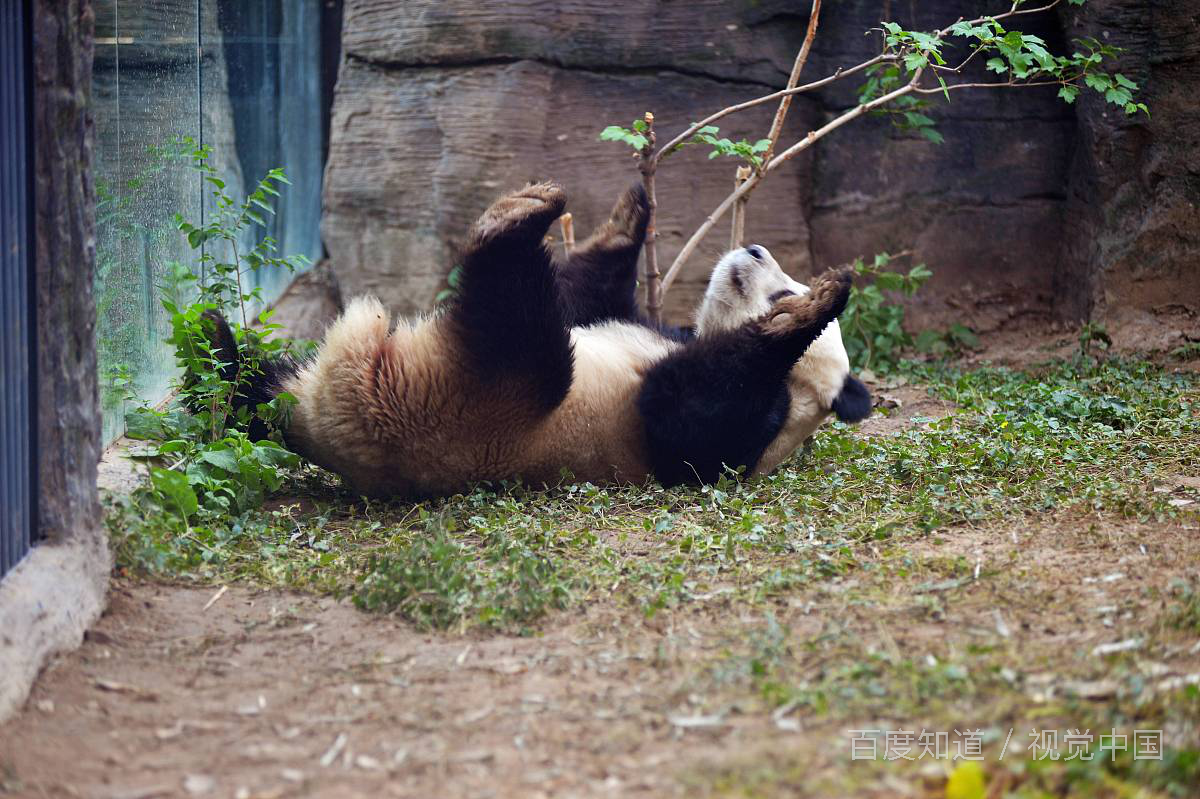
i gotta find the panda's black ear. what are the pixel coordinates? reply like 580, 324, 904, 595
832, 375, 872, 423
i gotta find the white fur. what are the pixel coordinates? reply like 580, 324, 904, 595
694, 246, 856, 475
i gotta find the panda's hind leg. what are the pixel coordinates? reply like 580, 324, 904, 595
638, 267, 853, 486
553, 184, 649, 327
450, 181, 574, 414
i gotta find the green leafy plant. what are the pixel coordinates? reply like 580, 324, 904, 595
1078, 321, 1112, 358
435, 264, 464, 305
840, 253, 933, 372
599, 117, 652, 152
914, 323, 981, 360
121, 138, 309, 526
688, 126, 772, 168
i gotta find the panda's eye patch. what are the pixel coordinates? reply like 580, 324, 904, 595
729, 267, 745, 296
767, 289, 796, 303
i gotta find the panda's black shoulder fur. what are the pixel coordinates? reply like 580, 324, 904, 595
638, 267, 855, 486
637, 326, 791, 486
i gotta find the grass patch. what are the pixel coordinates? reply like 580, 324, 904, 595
107, 355, 1199, 633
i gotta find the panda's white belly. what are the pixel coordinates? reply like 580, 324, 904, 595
522, 322, 680, 485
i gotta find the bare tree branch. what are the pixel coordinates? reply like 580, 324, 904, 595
913, 78, 1068, 93
651, 54, 892, 166
637, 113, 663, 320
660, 78, 922, 295
760, 0, 823, 172
729, 166, 752, 250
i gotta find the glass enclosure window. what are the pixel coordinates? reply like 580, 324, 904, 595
94, 0, 326, 445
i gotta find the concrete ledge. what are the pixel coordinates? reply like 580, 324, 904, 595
0, 531, 109, 721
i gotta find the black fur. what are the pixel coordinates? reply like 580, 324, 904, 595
195, 310, 301, 441
638, 269, 853, 486
554, 184, 649, 328
832, 375, 872, 423
551, 183, 695, 343
637, 326, 793, 486
449, 183, 575, 415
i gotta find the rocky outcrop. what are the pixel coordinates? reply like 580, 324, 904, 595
323, 0, 1199, 333
1056, 0, 1200, 336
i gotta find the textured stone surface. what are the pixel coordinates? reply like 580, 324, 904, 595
1056, 0, 1200, 325
3, 0, 110, 724
323, 0, 1199, 329
324, 56, 814, 321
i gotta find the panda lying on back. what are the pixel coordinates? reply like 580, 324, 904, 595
204, 181, 871, 498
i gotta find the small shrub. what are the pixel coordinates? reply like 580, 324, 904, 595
840, 252, 932, 373
119, 138, 309, 525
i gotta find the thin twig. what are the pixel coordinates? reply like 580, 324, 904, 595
935, 0, 1061, 37
637, 112, 663, 321
729, 166, 752, 250
660, 78, 920, 295
651, 54, 892, 165
760, 0, 823, 172
558, 213, 574, 255
913, 78, 1065, 93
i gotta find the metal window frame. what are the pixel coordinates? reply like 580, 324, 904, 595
1, 0, 37, 580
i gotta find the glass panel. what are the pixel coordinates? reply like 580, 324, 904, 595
93, 0, 323, 445
209, 0, 324, 313
94, 0, 201, 444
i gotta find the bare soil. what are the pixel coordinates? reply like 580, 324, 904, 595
3, 509, 1197, 799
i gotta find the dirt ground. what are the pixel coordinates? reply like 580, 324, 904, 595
2, 337, 1198, 799
3, 510, 1198, 799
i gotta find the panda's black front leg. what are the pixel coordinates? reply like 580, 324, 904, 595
554, 184, 649, 327
638, 267, 853, 486
450, 182, 574, 414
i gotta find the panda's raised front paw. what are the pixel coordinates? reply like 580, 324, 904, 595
608, 183, 651, 240
760, 267, 853, 338
470, 181, 568, 245
808, 266, 854, 317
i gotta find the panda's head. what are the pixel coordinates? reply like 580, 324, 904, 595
694, 244, 871, 423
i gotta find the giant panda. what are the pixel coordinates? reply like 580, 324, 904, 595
207, 181, 870, 498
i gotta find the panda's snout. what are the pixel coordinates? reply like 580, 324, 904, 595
745, 244, 766, 262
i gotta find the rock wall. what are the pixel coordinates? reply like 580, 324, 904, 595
1057, 0, 1200, 333
323, 0, 1199, 333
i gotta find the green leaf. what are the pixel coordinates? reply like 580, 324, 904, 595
1058, 85, 1079, 104
986, 58, 1009, 74
599, 125, 631, 142
937, 75, 951, 102
1104, 85, 1132, 106
125, 408, 168, 441
150, 467, 198, 519
919, 126, 945, 145
199, 448, 240, 473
